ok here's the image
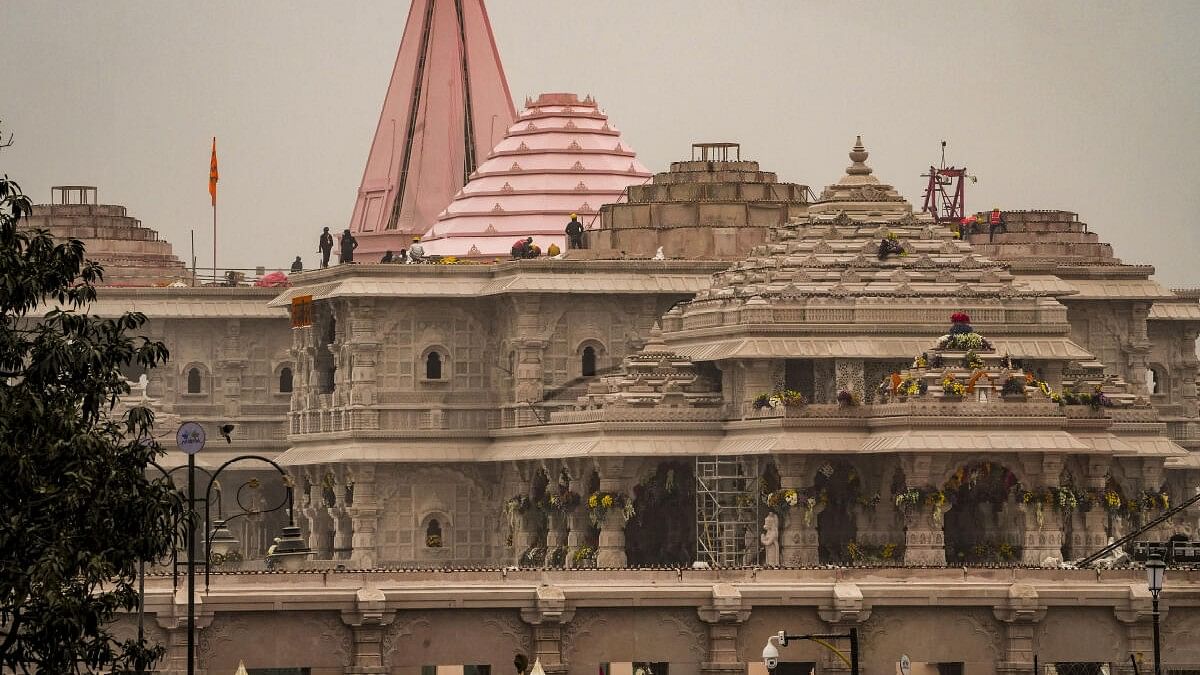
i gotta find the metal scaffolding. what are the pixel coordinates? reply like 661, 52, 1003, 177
695, 456, 761, 567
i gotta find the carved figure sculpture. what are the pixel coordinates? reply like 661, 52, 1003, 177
761, 512, 780, 567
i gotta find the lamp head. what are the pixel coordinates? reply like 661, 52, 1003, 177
1146, 553, 1166, 595
208, 519, 240, 559
270, 525, 312, 571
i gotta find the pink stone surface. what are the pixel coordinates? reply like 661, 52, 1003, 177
347, 0, 516, 256
420, 93, 651, 257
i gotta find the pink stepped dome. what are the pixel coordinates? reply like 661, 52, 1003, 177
420, 92, 651, 257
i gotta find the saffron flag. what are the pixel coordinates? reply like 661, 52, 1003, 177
208, 137, 219, 206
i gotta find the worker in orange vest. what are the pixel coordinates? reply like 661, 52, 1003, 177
988, 208, 1005, 242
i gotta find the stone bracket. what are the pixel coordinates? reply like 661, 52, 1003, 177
817, 582, 872, 624
341, 587, 396, 627
520, 584, 576, 625
696, 583, 751, 624
991, 583, 1047, 623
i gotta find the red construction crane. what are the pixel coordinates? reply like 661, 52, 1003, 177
921, 141, 976, 224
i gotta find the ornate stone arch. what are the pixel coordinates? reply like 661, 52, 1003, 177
181, 362, 210, 395
419, 344, 451, 381
273, 361, 295, 394
574, 338, 607, 378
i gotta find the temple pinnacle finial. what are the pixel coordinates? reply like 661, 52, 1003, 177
642, 322, 668, 353
847, 135, 872, 176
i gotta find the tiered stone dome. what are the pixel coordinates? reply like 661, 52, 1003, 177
419, 93, 651, 257
22, 186, 186, 286
592, 142, 811, 259
660, 139, 1087, 361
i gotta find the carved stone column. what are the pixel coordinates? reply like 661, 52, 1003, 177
545, 511, 568, 567
777, 456, 821, 565
348, 464, 380, 568
901, 507, 948, 565
1018, 503, 1063, 564
740, 360, 775, 408
818, 583, 871, 675
521, 585, 574, 675
218, 318, 247, 419
564, 463, 591, 569
595, 458, 631, 567
698, 583, 751, 675
1115, 589, 1160, 675
511, 465, 537, 566
342, 587, 396, 674
993, 584, 1046, 675
155, 588, 214, 675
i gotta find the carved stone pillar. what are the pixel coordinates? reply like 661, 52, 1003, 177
993, 584, 1046, 675
1018, 503, 1064, 564
1116, 591, 1160, 675
698, 583, 751, 675
218, 318, 247, 419
741, 360, 775, 408
545, 511, 568, 567
901, 506, 948, 565
595, 458, 631, 567
818, 583, 871, 675
511, 466, 537, 566
776, 456, 821, 565
342, 588, 396, 674
156, 588, 214, 675
348, 465, 380, 568
521, 585, 573, 675
564, 464, 590, 569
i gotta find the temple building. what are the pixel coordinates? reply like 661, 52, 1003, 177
20, 2, 1200, 672
420, 92, 651, 258
101, 138, 1200, 675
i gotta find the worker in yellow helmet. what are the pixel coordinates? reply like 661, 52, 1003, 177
565, 213, 584, 250
408, 236, 425, 263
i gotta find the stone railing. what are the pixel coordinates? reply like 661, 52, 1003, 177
732, 400, 1069, 421
549, 406, 724, 425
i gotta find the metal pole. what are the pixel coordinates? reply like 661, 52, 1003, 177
1152, 595, 1162, 675
136, 558, 145, 674
187, 453, 196, 675
849, 628, 859, 675
212, 201, 217, 285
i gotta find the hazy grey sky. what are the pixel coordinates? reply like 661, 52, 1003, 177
2, 1, 1198, 285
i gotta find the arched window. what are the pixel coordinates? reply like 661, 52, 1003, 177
425, 519, 443, 548
186, 367, 202, 394
582, 345, 597, 377
279, 367, 294, 393
426, 351, 443, 380
1147, 367, 1161, 395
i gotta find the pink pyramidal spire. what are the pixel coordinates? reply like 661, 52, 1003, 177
347, 0, 516, 255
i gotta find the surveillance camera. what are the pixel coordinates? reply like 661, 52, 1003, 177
763, 639, 780, 671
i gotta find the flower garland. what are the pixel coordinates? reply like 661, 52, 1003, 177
941, 374, 966, 397
587, 491, 635, 527
503, 494, 532, 533
763, 487, 828, 524
572, 545, 595, 564
545, 489, 581, 512
894, 486, 948, 525
753, 389, 806, 410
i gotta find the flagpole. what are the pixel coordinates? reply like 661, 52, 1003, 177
212, 200, 217, 285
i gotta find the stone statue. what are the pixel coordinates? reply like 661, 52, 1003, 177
761, 512, 780, 567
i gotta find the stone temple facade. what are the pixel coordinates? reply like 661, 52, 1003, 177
66, 138, 1200, 674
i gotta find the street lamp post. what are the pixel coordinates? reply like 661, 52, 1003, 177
1146, 554, 1165, 675
137, 422, 311, 675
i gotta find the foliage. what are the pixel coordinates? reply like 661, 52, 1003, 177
753, 389, 805, 410
893, 486, 946, 512
587, 491, 634, 528
572, 546, 595, 563
941, 374, 966, 397
877, 234, 905, 260
964, 350, 984, 370
518, 546, 546, 567
1000, 377, 1026, 396
0, 175, 186, 672
844, 541, 899, 564
936, 331, 993, 351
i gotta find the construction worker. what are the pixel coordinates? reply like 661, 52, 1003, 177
565, 213, 584, 249
318, 227, 334, 267
988, 208, 1005, 242
290, 256, 304, 273
511, 236, 533, 259
408, 236, 425, 263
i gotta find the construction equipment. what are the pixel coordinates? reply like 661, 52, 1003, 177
921, 140, 976, 224
1076, 487, 1200, 567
